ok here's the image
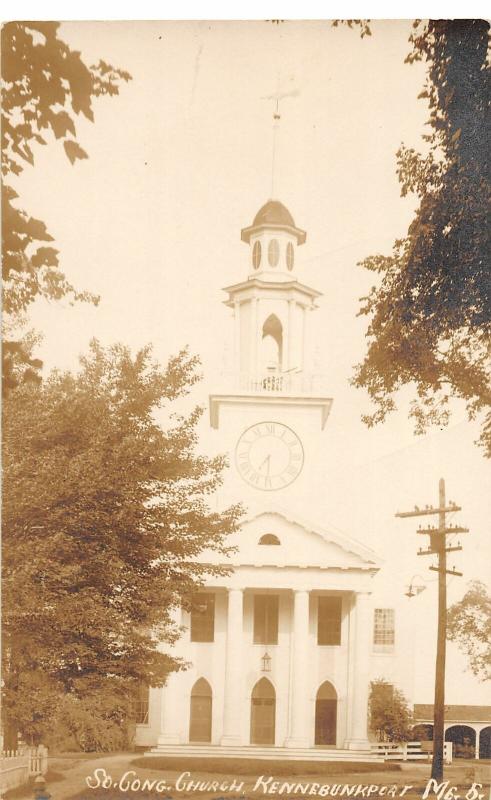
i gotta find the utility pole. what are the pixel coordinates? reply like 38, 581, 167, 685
396, 478, 468, 781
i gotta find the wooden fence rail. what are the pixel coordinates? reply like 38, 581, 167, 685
0, 746, 48, 793
371, 741, 453, 763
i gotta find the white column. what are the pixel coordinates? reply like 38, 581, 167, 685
286, 590, 310, 747
221, 588, 243, 745
158, 606, 182, 744
158, 672, 181, 744
346, 592, 371, 750
251, 297, 259, 375
234, 301, 241, 374
475, 728, 480, 760
287, 298, 295, 371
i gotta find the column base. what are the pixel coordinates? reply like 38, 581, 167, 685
220, 735, 242, 746
157, 733, 181, 745
345, 739, 371, 751
285, 736, 310, 748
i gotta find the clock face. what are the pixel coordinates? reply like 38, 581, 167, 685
235, 422, 304, 491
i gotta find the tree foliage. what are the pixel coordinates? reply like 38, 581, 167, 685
369, 679, 414, 742
353, 20, 490, 455
1, 22, 130, 389
331, 19, 372, 38
2, 341, 241, 747
447, 580, 491, 682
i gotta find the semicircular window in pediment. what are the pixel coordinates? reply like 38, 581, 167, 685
258, 533, 281, 546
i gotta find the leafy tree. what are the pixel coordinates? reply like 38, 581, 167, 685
447, 580, 491, 682
1, 22, 130, 390
369, 679, 414, 742
2, 341, 241, 748
352, 20, 490, 455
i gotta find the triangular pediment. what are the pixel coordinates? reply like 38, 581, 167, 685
226, 504, 382, 572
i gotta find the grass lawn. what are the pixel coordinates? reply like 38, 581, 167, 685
131, 756, 399, 775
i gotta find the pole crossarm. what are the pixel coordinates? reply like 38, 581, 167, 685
439, 526, 469, 535
415, 525, 468, 534
429, 566, 464, 577
395, 505, 461, 518
417, 544, 463, 556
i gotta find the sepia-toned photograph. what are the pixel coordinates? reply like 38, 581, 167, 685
1, 12, 490, 800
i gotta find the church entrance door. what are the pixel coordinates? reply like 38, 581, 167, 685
250, 678, 275, 745
189, 678, 212, 742
315, 682, 337, 746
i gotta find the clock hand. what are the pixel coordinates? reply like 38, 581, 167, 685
258, 454, 271, 474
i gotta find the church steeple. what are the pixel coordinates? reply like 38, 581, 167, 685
220, 199, 321, 383
240, 200, 306, 283
209, 200, 331, 431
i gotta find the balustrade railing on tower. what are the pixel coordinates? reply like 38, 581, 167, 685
219, 371, 329, 395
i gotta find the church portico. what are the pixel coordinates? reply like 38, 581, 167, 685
145, 550, 380, 752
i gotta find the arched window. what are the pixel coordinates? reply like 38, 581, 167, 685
268, 239, 280, 267
250, 678, 275, 745
258, 534, 281, 545
189, 678, 212, 742
286, 241, 294, 270
315, 681, 337, 745
261, 314, 283, 372
252, 240, 261, 269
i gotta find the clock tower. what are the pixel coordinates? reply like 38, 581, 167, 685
209, 199, 332, 502
138, 200, 388, 756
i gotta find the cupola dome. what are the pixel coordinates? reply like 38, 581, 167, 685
253, 200, 295, 228
241, 199, 306, 245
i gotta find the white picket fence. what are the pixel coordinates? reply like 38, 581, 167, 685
0, 746, 48, 793
371, 741, 453, 764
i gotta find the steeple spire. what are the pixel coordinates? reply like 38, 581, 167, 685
262, 78, 299, 199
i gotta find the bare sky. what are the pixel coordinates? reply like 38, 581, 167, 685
15, 20, 491, 703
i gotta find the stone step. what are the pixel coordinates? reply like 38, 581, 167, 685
145, 744, 383, 763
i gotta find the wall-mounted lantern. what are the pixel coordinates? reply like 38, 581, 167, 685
261, 651, 272, 672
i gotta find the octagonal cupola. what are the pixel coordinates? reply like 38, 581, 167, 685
241, 200, 306, 282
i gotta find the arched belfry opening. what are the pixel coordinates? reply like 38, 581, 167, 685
250, 677, 276, 745
315, 681, 337, 746
261, 314, 283, 372
189, 678, 212, 742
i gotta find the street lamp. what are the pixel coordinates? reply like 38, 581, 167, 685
405, 574, 427, 598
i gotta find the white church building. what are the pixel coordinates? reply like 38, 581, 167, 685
135, 200, 413, 758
